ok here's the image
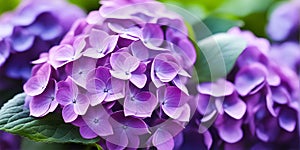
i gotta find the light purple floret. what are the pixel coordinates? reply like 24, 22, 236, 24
197, 27, 300, 147
0, 0, 85, 90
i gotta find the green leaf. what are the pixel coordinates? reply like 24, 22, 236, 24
0, 93, 100, 144
202, 16, 244, 34
68, 0, 100, 12
194, 33, 247, 82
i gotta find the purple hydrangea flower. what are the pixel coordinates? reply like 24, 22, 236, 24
56, 77, 90, 123
267, 0, 300, 42
0, 131, 21, 150
24, 0, 198, 149
0, 0, 85, 91
196, 27, 300, 148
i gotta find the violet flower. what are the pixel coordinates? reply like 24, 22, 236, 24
24, 0, 197, 149
0, 0, 85, 91
196, 27, 300, 148
0, 131, 21, 150
267, 0, 300, 42
56, 77, 90, 123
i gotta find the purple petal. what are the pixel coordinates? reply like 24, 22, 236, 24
130, 40, 149, 60
79, 125, 98, 139
0, 40, 10, 66
142, 23, 164, 47
271, 86, 290, 104
11, 27, 35, 52
161, 86, 188, 107
27, 12, 63, 40
65, 56, 97, 88
82, 105, 113, 136
235, 63, 267, 96
198, 79, 234, 97
154, 59, 180, 82
24, 63, 51, 96
217, 118, 243, 143
106, 129, 128, 148
152, 129, 174, 150
88, 29, 109, 48
130, 74, 147, 88
74, 94, 90, 115
162, 103, 190, 121
62, 104, 78, 123
124, 91, 158, 117
56, 77, 78, 106
48, 44, 75, 69
172, 76, 189, 95
29, 79, 57, 117
110, 52, 140, 73
279, 108, 297, 132
223, 95, 246, 119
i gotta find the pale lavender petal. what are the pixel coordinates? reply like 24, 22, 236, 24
74, 94, 90, 115
271, 87, 290, 104
62, 104, 78, 123
124, 91, 157, 117
130, 74, 147, 88
29, 79, 57, 117
142, 23, 164, 47
66, 56, 97, 88
79, 125, 98, 139
235, 63, 267, 96
278, 108, 297, 132
89, 29, 109, 48
152, 129, 174, 150
24, 63, 51, 96
217, 118, 243, 143
224, 97, 246, 119
155, 61, 179, 82
110, 52, 140, 73
48, 44, 75, 68
172, 76, 189, 95
198, 79, 234, 97
82, 105, 113, 136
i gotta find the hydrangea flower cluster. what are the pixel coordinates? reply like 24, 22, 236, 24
197, 27, 300, 149
267, 0, 300, 42
267, 0, 300, 73
0, 0, 85, 90
24, 0, 197, 149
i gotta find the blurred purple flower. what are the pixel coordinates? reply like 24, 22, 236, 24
196, 27, 300, 147
0, 131, 21, 150
0, 0, 85, 91
267, 0, 300, 42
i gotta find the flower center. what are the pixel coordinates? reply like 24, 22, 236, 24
72, 99, 76, 104
122, 125, 128, 129
103, 88, 109, 93
93, 118, 99, 124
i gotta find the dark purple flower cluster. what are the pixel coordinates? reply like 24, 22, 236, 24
0, 0, 85, 90
0, 131, 21, 150
24, 0, 198, 149
196, 27, 300, 149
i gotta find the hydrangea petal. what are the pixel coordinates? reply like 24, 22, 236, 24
62, 104, 78, 123
235, 63, 267, 96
